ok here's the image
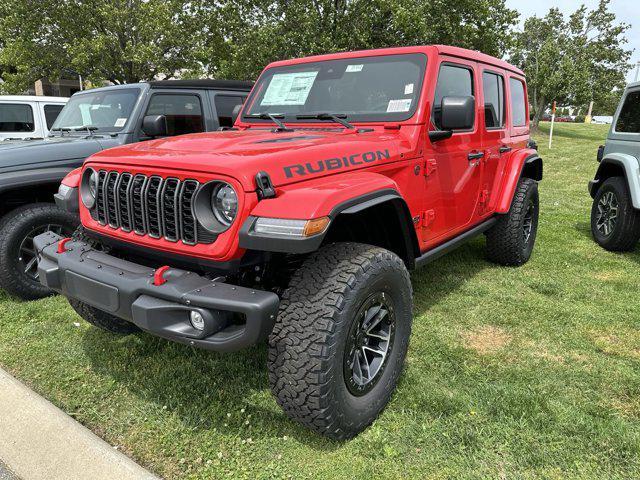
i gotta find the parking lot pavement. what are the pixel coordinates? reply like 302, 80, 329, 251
0, 368, 159, 480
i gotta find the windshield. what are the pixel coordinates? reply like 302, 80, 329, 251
51, 88, 140, 133
244, 53, 427, 124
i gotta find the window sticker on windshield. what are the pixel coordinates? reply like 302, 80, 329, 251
404, 83, 414, 95
114, 118, 127, 127
261, 71, 319, 106
346, 64, 364, 73
387, 99, 412, 113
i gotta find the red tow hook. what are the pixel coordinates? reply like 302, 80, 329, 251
57, 238, 72, 254
153, 265, 171, 286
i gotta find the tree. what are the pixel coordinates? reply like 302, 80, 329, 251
511, 0, 631, 128
0, 0, 224, 92
206, 0, 519, 80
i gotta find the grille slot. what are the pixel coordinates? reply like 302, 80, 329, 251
145, 176, 163, 238
179, 180, 199, 245
105, 171, 120, 228
161, 178, 180, 242
91, 171, 210, 244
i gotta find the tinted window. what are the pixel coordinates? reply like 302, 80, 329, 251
482, 72, 505, 128
44, 104, 64, 129
146, 94, 204, 136
0, 103, 35, 132
615, 91, 640, 133
215, 95, 245, 128
432, 65, 473, 129
509, 78, 527, 127
244, 53, 427, 123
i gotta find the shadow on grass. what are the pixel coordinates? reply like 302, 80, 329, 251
79, 238, 491, 447
411, 238, 490, 317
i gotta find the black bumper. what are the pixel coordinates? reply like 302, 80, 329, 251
34, 232, 279, 352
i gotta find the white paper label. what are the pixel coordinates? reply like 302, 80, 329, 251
386, 99, 412, 113
346, 64, 364, 73
261, 71, 318, 106
114, 118, 127, 127
404, 83, 414, 95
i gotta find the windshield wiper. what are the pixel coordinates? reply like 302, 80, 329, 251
74, 125, 99, 136
50, 127, 72, 136
243, 113, 293, 132
296, 113, 355, 130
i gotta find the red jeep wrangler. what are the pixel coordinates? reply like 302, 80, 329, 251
35, 46, 542, 439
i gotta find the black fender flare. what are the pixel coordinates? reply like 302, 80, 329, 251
0, 167, 74, 195
239, 188, 420, 263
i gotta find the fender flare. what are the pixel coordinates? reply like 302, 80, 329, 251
0, 167, 76, 195
239, 172, 419, 257
588, 154, 640, 208
495, 149, 543, 214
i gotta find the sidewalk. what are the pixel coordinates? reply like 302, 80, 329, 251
0, 368, 160, 480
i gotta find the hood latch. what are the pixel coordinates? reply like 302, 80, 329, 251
255, 171, 276, 200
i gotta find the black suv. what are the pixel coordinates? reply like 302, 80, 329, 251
0, 79, 252, 300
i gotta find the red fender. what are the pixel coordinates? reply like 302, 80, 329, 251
494, 148, 540, 213
249, 171, 402, 220
61, 167, 82, 188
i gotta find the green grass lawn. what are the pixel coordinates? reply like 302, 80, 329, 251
1, 122, 639, 479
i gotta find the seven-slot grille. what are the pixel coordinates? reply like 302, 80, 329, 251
92, 170, 206, 245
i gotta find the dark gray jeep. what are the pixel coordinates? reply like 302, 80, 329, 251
0, 79, 252, 300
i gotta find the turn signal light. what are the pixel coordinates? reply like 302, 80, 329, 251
303, 217, 330, 237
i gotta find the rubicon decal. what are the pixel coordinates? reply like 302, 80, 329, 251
284, 149, 391, 178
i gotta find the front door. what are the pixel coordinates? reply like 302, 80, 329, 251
424, 59, 483, 244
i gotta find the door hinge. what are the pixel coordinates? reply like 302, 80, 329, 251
424, 159, 437, 177
479, 189, 490, 208
422, 209, 436, 227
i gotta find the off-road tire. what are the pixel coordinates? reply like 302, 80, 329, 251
590, 176, 640, 252
485, 177, 539, 266
0, 203, 78, 300
268, 242, 413, 440
67, 226, 139, 334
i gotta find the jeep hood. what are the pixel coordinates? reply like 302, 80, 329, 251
89, 128, 409, 190
0, 135, 109, 171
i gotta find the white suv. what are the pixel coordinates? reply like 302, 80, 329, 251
0, 96, 68, 141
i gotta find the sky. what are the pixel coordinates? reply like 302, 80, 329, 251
505, 0, 639, 83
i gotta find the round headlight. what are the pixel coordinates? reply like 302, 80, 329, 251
81, 168, 98, 209
89, 171, 98, 197
212, 183, 238, 226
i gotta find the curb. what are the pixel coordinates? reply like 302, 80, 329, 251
0, 368, 160, 480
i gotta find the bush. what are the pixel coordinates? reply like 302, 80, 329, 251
575, 115, 586, 123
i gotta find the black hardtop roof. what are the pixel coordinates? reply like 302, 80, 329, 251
147, 79, 253, 92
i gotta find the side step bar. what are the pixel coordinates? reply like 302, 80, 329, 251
415, 217, 498, 269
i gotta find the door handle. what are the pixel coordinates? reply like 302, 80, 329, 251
468, 151, 485, 161
499, 146, 512, 154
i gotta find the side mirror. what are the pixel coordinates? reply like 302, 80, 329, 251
142, 115, 168, 137
231, 104, 243, 125
440, 96, 475, 130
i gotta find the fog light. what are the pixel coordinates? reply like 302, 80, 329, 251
190, 310, 205, 331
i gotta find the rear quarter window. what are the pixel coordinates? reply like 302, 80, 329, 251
509, 78, 527, 127
0, 103, 35, 132
615, 91, 640, 133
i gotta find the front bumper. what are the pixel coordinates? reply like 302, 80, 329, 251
34, 232, 279, 352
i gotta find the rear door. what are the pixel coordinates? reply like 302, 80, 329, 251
425, 58, 483, 243
41, 102, 65, 136
480, 67, 509, 215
